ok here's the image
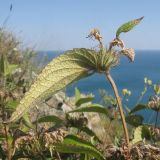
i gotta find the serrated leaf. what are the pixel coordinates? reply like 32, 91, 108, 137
68, 104, 109, 117
8, 48, 119, 123
126, 114, 143, 127
37, 115, 64, 124
76, 96, 94, 107
130, 104, 148, 114
55, 135, 104, 160
116, 16, 144, 38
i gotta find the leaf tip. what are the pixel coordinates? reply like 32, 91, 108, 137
116, 16, 144, 38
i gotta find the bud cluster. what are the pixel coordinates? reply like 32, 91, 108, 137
144, 77, 152, 86
148, 96, 160, 111
122, 88, 131, 96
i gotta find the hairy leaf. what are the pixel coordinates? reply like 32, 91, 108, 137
69, 104, 109, 117
7, 49, 96, 122
130, 104, 148, 114
116, 17, 144, 38
8, 48, 119, 122
55, 135, 104, 160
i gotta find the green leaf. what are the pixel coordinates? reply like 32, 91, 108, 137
55, 135, 104, 160
0, 54, 17, 76
0, 145, 5, 159
7, 49, 96, 122
8, 48, 119, 123
130, 104, 148, 114
0, 54, 8, 76
22, 113, 33, 129
154, 84, 160, 95
5, 64, 17, 76
126, 114, 144, 127
116, 16, 144, 38
76, 96, 94, 107
132, 126, 143, 145
73, 126, 101, 143
7, 100, 19, 109
36, 115, 64, 124
75, 87, 81, 102
132, 125, 151, 145
68, 104, 109, 117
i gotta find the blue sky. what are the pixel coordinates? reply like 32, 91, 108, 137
0, 0, 160, 50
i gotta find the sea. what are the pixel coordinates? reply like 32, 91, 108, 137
37, 50, 160, 125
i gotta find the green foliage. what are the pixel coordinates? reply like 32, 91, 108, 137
154, 84, 160, 95
8, 48, 95, 122
37, 115, 64, 124
71, 126, 101, 143
8, 48, 119, 123
69, 104, 110, 117
76, 97, 94, 107
0, 145, 5, 159
116, 16, 144, 38
0, 18, 150, 159
75, 88, 94, 107
132, 125, 151, 145
75, 88, 81, 102
99, 89, 117, 106
56, 135, 104, 160
130, 104, 148, 114
126, 114, 144, 127
0, 54, 7, 75
0, 54, 17, 76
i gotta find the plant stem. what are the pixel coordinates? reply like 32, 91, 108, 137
1, 76, 12, 160
2, 103, 11, 160
155, 111, 159, 128
106, 72, 130, 148
56, 151, 62, 160
4, 124, 11, 160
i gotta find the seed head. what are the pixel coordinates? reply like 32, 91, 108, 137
87, 28, 102, 41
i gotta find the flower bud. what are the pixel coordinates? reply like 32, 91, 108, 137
121, 48, 135, 62
122, 88, 131, 96
144, 77, 147, 84
154, 84, 160, 95
148, 96, 160, 111
147, 80, 152, 86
